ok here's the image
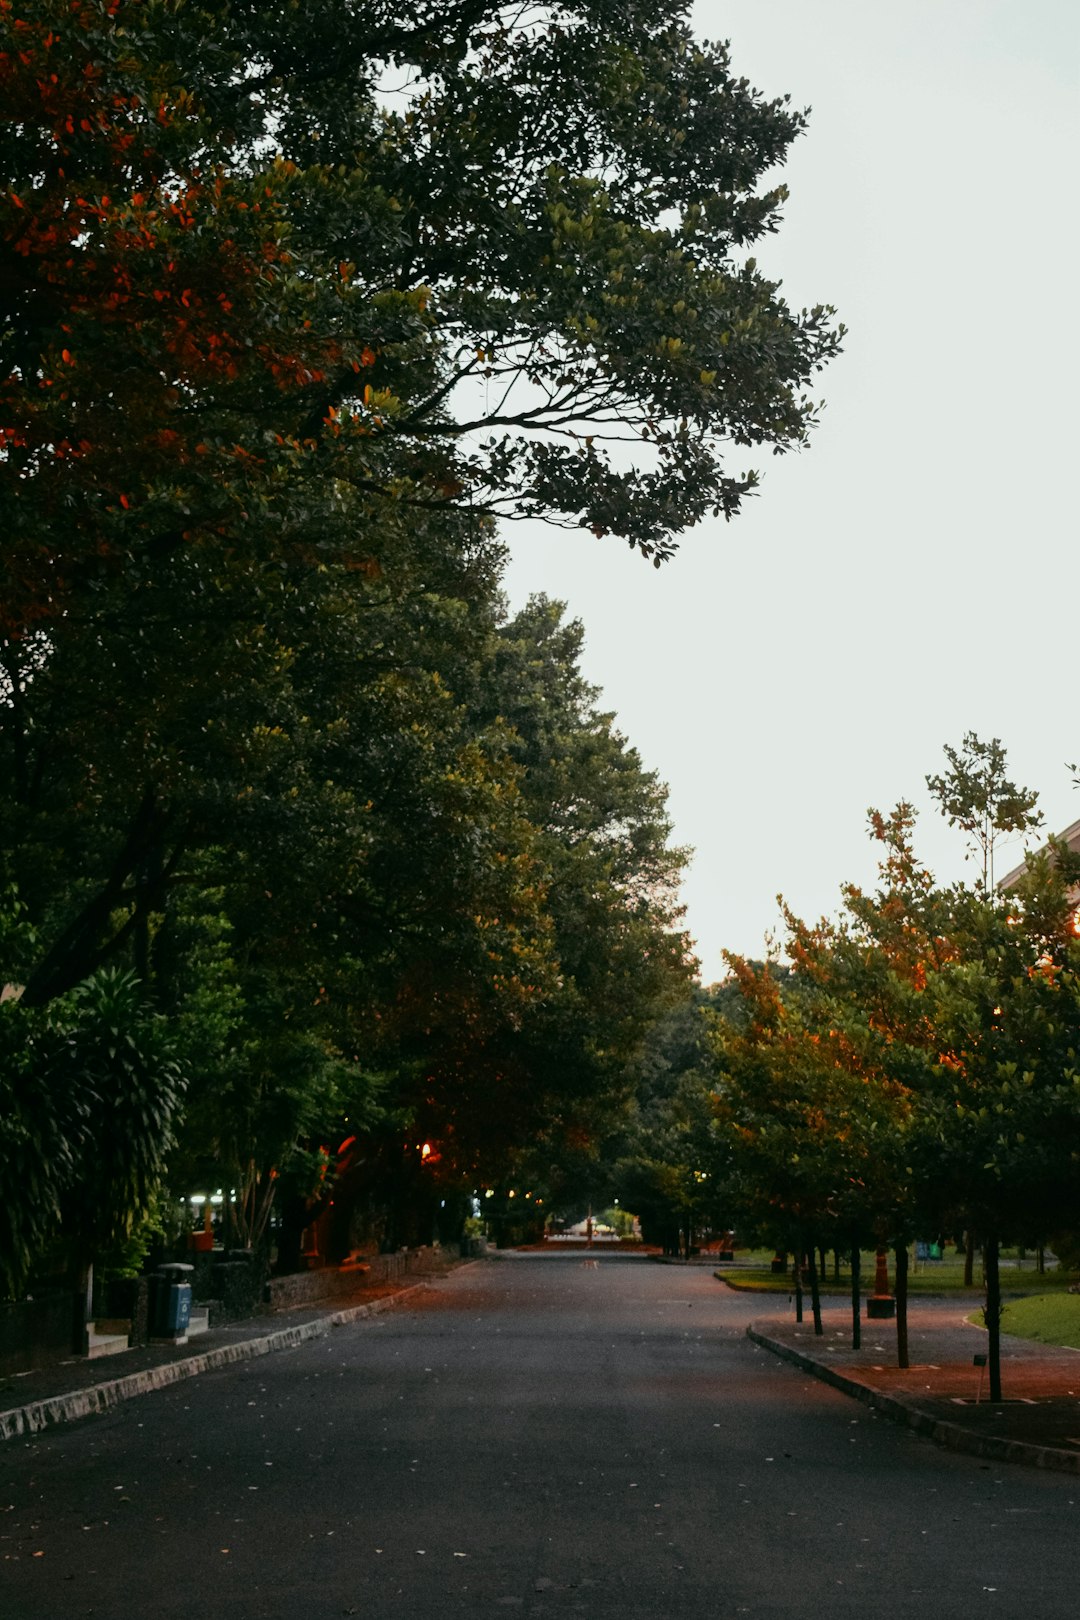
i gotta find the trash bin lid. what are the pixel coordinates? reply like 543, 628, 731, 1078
158, 1262, 195, 1278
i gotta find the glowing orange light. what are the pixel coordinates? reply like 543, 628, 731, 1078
420, 1142, 432, 1161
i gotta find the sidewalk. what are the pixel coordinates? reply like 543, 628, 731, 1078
749, 1301, 1080, 1474
0, 1265, 458, 1444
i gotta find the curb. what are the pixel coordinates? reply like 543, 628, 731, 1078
747, 1323, 1080, 1476
0, 1282, 433, 1444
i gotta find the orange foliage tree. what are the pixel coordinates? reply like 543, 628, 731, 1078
713, 792, 1080, 1389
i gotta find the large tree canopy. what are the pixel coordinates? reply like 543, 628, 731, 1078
2, 0, 834, 1286
2, 0, 841, 640
2, 0, 839, 1008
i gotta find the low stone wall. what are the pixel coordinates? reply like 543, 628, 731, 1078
202, 1257, 265, 1323
265, 1244, 455, 1312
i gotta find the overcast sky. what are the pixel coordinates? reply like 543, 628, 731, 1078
502, 0, 1080, 984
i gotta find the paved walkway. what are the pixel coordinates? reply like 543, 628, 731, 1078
749, 1298, 1080, 1474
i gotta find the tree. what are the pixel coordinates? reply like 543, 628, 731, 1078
710, 947, 913, 1338
3, 0, 832, 1037
2, 0, 841, 645
778, 799, 1080, 1391
0, 934, 185, 1302
605, 983, 725, 1252
2, 0, 832, 1276
926, 733, 1043, 895
376, 595, 696, 1199
912, 866, 1080, 1399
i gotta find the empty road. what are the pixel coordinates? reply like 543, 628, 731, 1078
3, 1254, 1078, 1617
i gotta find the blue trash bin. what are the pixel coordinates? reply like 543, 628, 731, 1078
155, 1263, 194, 1336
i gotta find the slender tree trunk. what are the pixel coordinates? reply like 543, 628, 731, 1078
133, 839, 166, 994
985, 1232, 1002, 1402
793, 1224, 804, 1324
20, 786, 169, 1005
833, 1248, 841, 1282
71, 1257, 93, 1355
894, 1242, 909, 1369
1037, 1243, 1045, 1276
850, 1242, 861, 1350
964, 1228, 976, 1288
808, 1242, 823, 1336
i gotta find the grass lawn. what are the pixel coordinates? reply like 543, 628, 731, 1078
720, 1249, 1075, 1297
994, 1293, 1080, 1350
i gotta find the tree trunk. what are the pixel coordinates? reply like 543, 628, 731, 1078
894, 1242, 909, 1369
793, 1225, 804, 1323
133, 839, 166, 993
808, 1242, 823, 1336
20, 786, 170, 1006
71, 1257, 93, 1355
985, 1232, 1002, 1402
851, 1242, 861, 1350
833, 1248, 841, 1282
964, 1228, 976, 1288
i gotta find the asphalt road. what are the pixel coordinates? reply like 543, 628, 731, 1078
3, 1255, 1079, 1619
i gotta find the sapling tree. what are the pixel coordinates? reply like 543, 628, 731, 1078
926, 733, 1043, 896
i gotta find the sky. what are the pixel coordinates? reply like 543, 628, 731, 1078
500, 0, 1080, 984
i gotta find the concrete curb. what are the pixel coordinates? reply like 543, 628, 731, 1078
0, 1282, 432, 1444
747, 1323, 1080, 1476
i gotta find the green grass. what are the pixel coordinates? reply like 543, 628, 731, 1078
718, 1249, 1075, 1297
995, 1293, 1080, 1350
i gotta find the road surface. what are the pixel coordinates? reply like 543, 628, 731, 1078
3, 1254, 1078, 1617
